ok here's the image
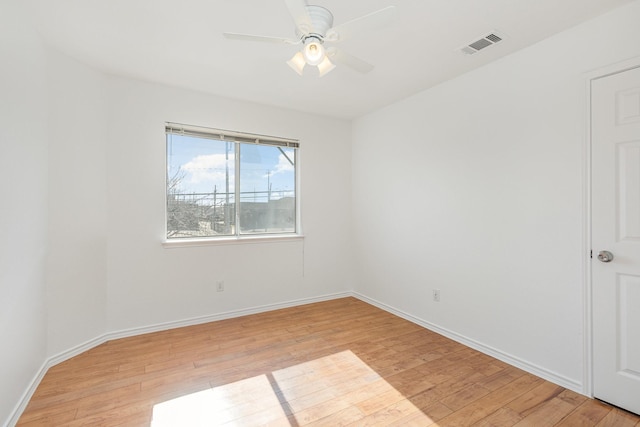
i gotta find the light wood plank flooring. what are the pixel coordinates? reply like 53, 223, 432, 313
18, 297, 640, 426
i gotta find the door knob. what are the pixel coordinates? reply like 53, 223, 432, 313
597, 250, 614, 263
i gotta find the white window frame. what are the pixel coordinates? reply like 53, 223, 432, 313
163, 122, 302, 247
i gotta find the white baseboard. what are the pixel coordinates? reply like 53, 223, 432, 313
5, 332, 110, 427
352, 292, 583, 394
106, 292, 351, 341
5, 291, 350, 427
5, 359, 49, 427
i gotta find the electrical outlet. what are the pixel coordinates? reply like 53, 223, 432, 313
433, 289, 440, 302
216, 281, 225, 292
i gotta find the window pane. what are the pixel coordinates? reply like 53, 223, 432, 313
166, 134, 235, 238
239, 144, 296, 234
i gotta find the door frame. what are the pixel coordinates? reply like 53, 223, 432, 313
584, 55, 640, 398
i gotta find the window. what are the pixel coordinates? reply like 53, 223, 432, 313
166, 123, 298, 240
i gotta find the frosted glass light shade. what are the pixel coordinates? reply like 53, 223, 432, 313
317, 55, 335, 77
286, 52, 306, 75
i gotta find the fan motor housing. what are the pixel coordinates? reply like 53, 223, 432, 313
295, 5, 334, 39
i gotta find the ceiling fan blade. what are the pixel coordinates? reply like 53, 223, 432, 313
223, 32, 298, 44
327, 48, 374, 74
284, 0, 314, 34
326, 6, 396, 42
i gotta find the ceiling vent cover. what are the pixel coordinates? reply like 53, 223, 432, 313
460, 31, 504, 55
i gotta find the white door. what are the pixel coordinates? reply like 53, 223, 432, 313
592, 65, 640, 415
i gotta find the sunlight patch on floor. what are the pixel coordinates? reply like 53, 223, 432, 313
152, 350, 438, 426
152, 375, 287, 426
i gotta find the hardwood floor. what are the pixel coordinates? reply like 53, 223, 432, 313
17, 297, 640, 426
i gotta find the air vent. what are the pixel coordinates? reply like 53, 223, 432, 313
459, 31, 504, 55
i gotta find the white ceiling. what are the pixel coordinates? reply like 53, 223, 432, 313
33, 0, 633, 119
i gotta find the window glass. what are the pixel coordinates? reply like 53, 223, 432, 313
239, 144, 296, 234
166, 125, 297, 240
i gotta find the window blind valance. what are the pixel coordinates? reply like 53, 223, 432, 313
165, 123, 299, 148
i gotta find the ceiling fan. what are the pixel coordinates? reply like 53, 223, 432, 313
223, 0, 396, 77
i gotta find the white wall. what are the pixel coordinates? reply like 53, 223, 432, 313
105, 77, 353, 332
41, 46, 353, 347
45, 49, 108, 357
0, 1, 49, 423
352, 0, 640, 391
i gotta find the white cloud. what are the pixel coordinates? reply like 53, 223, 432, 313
182, 154, 235, 189
270, 150, 295, 176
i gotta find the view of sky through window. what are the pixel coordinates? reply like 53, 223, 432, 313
167, 134, 295, 199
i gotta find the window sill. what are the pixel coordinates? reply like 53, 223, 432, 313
162, 234, 304, 248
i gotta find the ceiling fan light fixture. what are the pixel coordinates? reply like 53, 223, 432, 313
317, 55, 335, 77
224, 3, 396, 78
287, 51, 306, 75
